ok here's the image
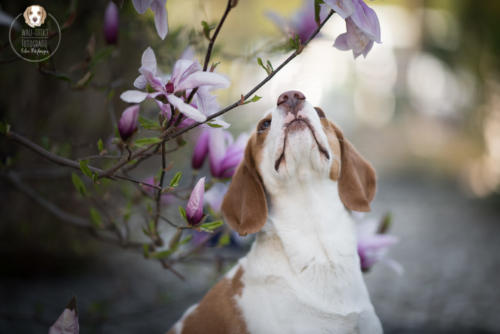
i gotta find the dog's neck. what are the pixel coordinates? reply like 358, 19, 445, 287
243, 178, 371, 313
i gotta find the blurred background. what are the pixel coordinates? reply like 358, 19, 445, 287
1, 0, 500, 333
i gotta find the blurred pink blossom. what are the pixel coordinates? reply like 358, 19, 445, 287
103, 1, 119, 44
48, 297, 79, 334
192, 128, 248, 178
354, 214, 402, 273
267, 0, 327, 43
132, 0, 168, 40
324, 0, 381, 58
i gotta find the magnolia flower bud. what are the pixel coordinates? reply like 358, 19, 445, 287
118, 105, 139, 141
103, 1, 119, 45
186, 177, 205, 225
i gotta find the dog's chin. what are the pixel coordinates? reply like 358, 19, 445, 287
274, 122, 330, 173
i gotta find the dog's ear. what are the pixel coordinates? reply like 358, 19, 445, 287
23, 7, 30, 25
221, 135, 268, 236
40, 7, 47, 24
328, 121, 376, 212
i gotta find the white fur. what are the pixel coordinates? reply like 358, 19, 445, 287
234, 101, 382, 333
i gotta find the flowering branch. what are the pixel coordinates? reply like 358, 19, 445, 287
101, 10, 335, 179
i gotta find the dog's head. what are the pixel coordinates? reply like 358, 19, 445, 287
221, 90, 376, 236
24, 5, 47, 28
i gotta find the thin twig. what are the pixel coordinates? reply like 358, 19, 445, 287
5, 130, 161, 190
154, 142, 167, 232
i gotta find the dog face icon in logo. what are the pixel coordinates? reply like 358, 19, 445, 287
23, 5, 47, 28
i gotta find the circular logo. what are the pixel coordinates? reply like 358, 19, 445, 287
9, 5, 61, 63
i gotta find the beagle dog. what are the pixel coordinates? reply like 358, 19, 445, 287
23, 5, 47, 28
168, 91, 382, 334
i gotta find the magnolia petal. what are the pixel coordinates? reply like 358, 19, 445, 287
186, 177, 205, 224
133, 74, 148, 90
140, 47, 157, 75
345, 18, 372, 58
323, 0, 355, 19
132, 0, 153, 14
208, 128, 227, 177
120, 90, 149, 103
192, 129, 210, 169
166, 94, 206, 122
176, 72, 230, 92
48, 298, 79, 334
350, 0, 381, 43
195, 86, 220, 116
333, 32, 350, 50
180, 46, 195, 60
151, 0, 168, 40
139, 68, 165, 92
171, 59, 201, 88
359, 234, 399, 250
204, 182, 229, 213
361, 40, 374, 58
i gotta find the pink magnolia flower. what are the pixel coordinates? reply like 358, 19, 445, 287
192, 128, 248, 178
324, 0, 381, 58
103, 1, 119, 45
118, 105, 139, 141
48, 297, 79, 334
132, 0, 168, 40
355, 214, 402, 273
120, 47, 230, 123
267, 0, 328, 43
186, 177, 205, 225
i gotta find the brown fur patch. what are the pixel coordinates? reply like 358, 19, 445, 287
221, 133, 268, 236
170, 267, 248, 334
320, 118, 341, 180
327, 121, 376, 212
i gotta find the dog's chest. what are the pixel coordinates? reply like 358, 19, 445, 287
230, 190, 382, 333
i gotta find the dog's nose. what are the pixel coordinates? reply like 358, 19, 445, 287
277, 90, 306, 115
33, 17, 38, 22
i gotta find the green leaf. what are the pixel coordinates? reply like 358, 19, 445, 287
71, 173, 87, 196
314, 0, 324, 26
0, 121, 11, 135
139, 116, 161, 130
201, 20, 216, 39
266, 60, 274, 72
143, 243, 150, 258
206, 122, 223, 128
199, 220, 224, 232
178, 206, 187, 222
169, 171, 182, 188
135, 137, 162, 147
89, 46, 114, 68
97, 138, 104, 152
242, 95, 262, 105
250, 95, 262, 102
79, 160, 93, 178
257, 57, 271, 75
217, 233, 231, 247
150, 248, 175, 259
89, 207, 103, 228
151, 235, 192, 259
